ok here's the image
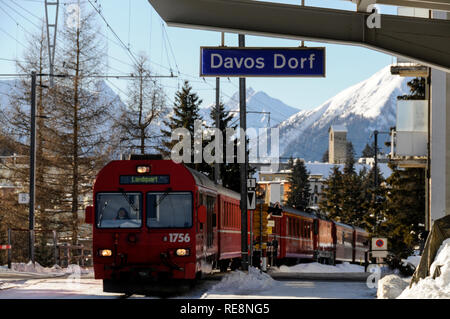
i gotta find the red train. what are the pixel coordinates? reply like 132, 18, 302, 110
268, 208, 369, 266
84, 156, 248, 293
85, 157, 369, 293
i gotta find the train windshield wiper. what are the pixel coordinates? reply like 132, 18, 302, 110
154, 187, 172, 208
118, 188, 139, 213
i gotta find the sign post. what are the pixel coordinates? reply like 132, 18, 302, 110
201, 47, 325, 77
371, 237, 388, 258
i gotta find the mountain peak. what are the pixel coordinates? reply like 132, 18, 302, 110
277, 65, 411, 161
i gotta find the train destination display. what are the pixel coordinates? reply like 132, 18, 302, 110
200, 47, 325, 77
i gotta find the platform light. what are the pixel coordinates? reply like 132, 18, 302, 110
99, 249, 112, 257
136, 165, 150, 174
175, 248, 190, 257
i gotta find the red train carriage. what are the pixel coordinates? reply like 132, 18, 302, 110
314, 218, 335, 264
269, 207, 315, 264
353, 226, 370, 263
84, 156, 245, 293
333, 222, 355, 262
266, 205, 369, 266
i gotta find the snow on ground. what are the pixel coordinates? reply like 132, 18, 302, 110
377, 275, 411, 299
198, 266, 375, 299
0, 261, 93, 276
402, 255, 421, 268
397, 239, 450, 299
205, 267, 277, 295
271, 262, 365, 273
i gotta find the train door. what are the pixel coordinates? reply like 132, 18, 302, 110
206, 195, 216, 249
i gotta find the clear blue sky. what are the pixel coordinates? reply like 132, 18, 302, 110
0, 0, 399, 111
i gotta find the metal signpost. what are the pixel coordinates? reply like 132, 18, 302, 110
247, 178, 256, 210
371, 237, 388, 258
199, 43, 326, 272
200, 47, 325, 77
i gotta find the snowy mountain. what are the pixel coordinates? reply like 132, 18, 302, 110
277, 66, 412, 161
200, 87, 301, 129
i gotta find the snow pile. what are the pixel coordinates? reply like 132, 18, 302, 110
377, 275, 411, 299
273, 262, 365, 273
402, 255, 421, 268
398, 239, 450, 299
207, 267, 277, 295
0, 261, 92, 275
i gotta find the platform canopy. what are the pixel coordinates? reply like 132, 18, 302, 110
147, 0, 450, 72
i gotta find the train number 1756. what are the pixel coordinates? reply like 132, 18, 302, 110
168, 233, 190, 243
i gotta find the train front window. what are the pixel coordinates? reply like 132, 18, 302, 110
146, 192, 192, 228
96, 193, 142, 228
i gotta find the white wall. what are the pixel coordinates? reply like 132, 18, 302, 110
430, 9, 450, 225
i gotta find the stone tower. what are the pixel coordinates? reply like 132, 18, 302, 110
328, 125, 347, 164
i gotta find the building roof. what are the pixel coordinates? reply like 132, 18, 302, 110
330, 125, 348, 132
259, 162, 392, 180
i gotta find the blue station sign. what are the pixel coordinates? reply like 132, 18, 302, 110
200, 47, 325, 77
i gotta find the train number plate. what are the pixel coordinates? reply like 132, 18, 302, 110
168, 233, 191, 243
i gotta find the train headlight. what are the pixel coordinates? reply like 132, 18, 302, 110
99, 249, 112, 257
175, 249, 190, 257
136, 165, 150, 174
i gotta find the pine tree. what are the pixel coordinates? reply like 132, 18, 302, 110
319, 166, 344, 220
286, 159, 311, 210
321, 149, 329, 163
397, 77, 425, 100
159, 80, 204, 170
344, 142, 356, 175
361, 142, 376, 158
209, 102, 242, 191
378, 163, 425, 258
115, 54, 167, 155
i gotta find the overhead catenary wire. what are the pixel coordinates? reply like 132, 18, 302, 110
1, 0, 41, 29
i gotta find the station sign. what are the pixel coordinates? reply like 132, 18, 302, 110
200, 47, 325, 77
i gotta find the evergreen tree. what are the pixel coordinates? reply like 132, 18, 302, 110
378, 163, 425, 258
159, 80, 205, 171
321, 149, 329, 163
286, 159, 311, 210
209, 102, 242, 192
361, 142, 376, 158
319, 166, 344, 220
344, 141, 356, 175
397, 77, 425, 100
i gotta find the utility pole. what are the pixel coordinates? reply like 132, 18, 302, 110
239, 33, 248, 271
29, 72, 37, 264
45, 0, 59, 87
374, 130, 378, 188
215, 32, 224, 185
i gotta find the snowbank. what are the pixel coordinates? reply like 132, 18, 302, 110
206, 267, 277, 295
0, 261, 92, 276
402, 255, 421, 268
272, 262, 365, 273
377, 275, 410, 299
397, 239, 450, 299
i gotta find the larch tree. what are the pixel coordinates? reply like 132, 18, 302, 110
115, 54, 167, 155
49, 8, 114, 244
0, 24, 67, 264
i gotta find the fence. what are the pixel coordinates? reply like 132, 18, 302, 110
2, 228, 92, 269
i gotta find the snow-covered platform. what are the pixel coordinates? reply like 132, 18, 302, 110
269, 272, 371, 281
